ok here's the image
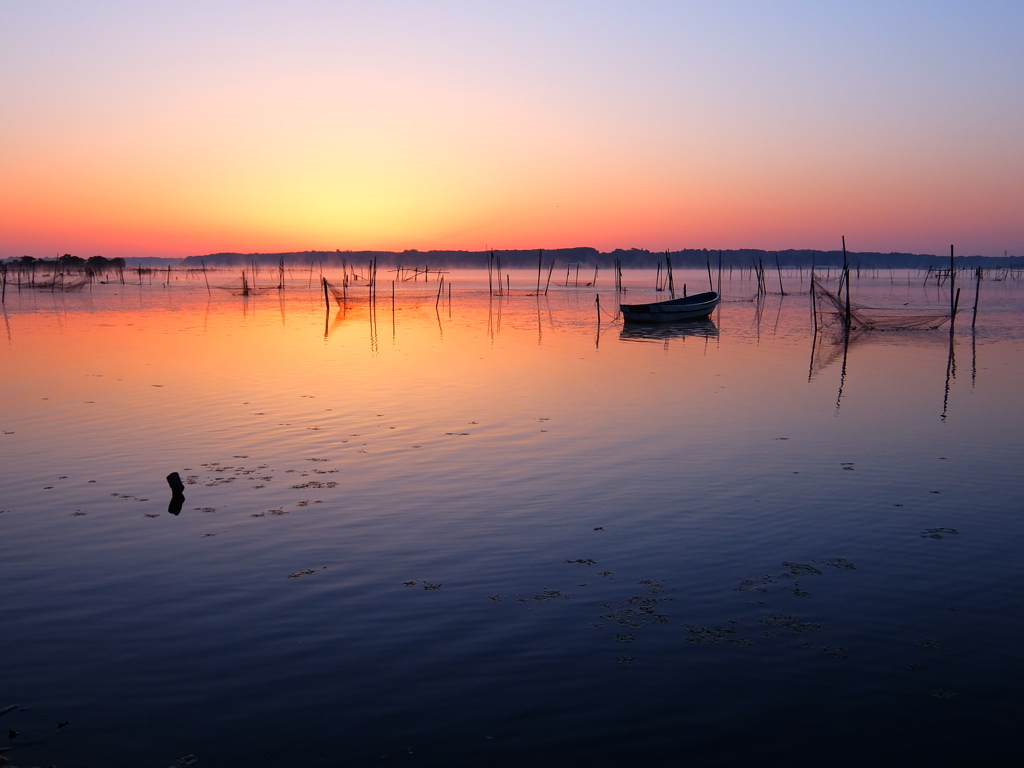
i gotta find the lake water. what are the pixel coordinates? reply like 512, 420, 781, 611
2, 267, 1022, 767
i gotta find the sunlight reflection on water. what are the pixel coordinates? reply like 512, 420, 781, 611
1, 268, 1022, 766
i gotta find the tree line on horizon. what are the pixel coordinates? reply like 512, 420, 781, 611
5, 248, 1019, 270
179, 246, 1020, 270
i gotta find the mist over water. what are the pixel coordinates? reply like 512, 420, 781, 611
2, 268, 1022, 767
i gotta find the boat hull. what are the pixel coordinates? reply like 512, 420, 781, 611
620, 291, 720, 323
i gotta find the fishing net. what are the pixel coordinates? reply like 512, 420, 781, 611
812, 276, 951, 331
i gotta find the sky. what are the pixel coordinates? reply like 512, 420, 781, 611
2, 1, 1022, 259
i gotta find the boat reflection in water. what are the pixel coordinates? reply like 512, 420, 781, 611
619, 317, 719, 343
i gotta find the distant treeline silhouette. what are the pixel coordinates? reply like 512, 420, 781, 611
180, 247, 1021, 270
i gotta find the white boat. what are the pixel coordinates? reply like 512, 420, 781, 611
620, 291, 720, 323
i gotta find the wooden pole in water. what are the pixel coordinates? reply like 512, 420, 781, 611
717, 250, 722, 296
950, 245, 956, 322
201, 259, 210, 294
842, 236, 851, 328
775, 253, 786, 295
544, 260, 555, 295
705, 249, 713, 292
536, 249, 543, 294
595, 293, 601, 326
666, 253, 675, 298
972, 266, 981, 328
435, 276, 444, 309
322, 276, 330, 310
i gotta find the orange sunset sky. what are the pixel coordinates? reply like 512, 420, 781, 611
2, 1, 1023, 260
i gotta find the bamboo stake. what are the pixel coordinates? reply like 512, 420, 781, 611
972, 266, 981, 328
950, 245, 956, 323
842, 236, 851, 328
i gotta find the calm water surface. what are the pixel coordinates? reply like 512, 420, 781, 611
2, 269, 1023, 767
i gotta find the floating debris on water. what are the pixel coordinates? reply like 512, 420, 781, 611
758, 615, 823, 634
684, 624, 737, 644
818, 557, 856, 570
781, 562, 822, 578
921, 527, 958, 539
566, 559, 596, 565
532, 588, 567, 601
288, 568, 322, 579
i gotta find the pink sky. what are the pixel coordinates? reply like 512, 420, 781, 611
3, 1, 1022, 259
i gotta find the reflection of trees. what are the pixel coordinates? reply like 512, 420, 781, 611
3, 254, 127, 288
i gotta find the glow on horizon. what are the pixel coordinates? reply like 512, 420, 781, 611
2, 1, 1022, 259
